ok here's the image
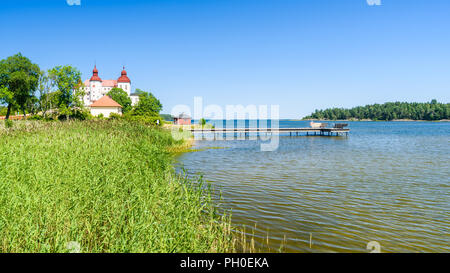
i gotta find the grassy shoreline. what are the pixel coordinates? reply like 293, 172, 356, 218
0, 120, 235, 253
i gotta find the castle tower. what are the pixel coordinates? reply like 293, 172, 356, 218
117, 66, 131, 96
89, 65, 102, 101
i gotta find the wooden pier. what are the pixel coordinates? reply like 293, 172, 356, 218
190, 127, 349, 137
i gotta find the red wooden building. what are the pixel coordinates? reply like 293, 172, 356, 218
173, 113, 192, 125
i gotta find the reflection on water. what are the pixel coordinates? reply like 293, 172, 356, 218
176, 121, 450, 253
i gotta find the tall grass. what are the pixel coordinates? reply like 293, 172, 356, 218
0, 120, 234, 252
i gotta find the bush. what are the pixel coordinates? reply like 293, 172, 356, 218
57, 109, 93, 121
4, 119, 13, 128
123, 114, 162, 126
109, 113, 122, 120
71, 109, 93, 121
44, 117, 57, 122
28, 115, 43, 121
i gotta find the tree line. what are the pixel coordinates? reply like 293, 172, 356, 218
0, 53, 162, 122
303, 100, 450, 121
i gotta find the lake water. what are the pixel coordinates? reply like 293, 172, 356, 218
176, 121, 450, 253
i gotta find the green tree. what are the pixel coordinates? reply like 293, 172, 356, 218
132, 91, 163, 117
133, 88, 147, 95
107, 87, 132, 113
199, 118, 207, 127
48, 65, 84, 120
48, 65, 82, 107
0, 53, 41, 119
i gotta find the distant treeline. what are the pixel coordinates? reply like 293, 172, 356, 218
160, 114, 174, 121
303, 100, 450, 121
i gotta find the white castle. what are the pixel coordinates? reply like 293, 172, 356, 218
81, 66, 140, 107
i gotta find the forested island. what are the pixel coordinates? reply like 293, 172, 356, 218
303, 100, 450, 121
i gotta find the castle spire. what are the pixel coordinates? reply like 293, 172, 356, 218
118, 66, 131, 83
90, 65, 102, 82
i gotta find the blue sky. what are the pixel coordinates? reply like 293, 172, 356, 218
1, 0, 449, 118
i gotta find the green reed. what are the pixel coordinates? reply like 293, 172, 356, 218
0, 120, 234, 253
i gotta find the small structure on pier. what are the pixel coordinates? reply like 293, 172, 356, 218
310, 122, 328, 129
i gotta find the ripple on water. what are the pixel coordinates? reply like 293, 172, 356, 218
177, 121, 450, 252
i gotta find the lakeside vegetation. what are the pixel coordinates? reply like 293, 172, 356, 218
303, 100, 450, 121
0, 120, 236, 252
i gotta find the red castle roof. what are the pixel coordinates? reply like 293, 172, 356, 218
90, 65, 102, 82
117, 66, 131, 83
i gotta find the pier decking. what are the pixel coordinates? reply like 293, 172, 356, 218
190, 127, 350, 137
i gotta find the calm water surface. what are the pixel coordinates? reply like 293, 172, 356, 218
177, 121, 450, 252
